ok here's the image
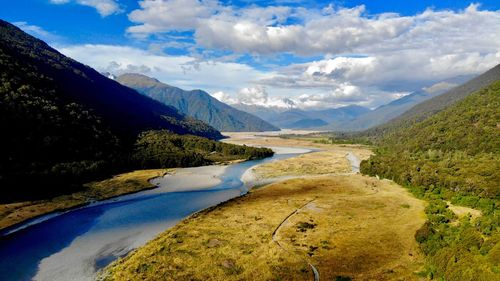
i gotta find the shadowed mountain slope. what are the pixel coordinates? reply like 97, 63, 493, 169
116, 73, 279, 132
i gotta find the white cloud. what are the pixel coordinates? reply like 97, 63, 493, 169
212, 82, 404, 110
46, 3, 500, 110
236, 86, 296, 107
126, 3, 414, 55
127, 0, 218, 34
212, 91, 237, 104
13, 21, 61, 42
122, 2, 500, 107
49, 0, 122, 16
57, 44, 271, 95
423, 81, 458, 94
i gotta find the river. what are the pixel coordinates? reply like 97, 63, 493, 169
0, 146, 310, 281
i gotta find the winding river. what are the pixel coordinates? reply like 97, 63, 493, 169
0, 146, 310, 281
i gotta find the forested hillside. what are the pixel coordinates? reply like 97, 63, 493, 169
323, 90, 440, 131
365, 64, 500, 139
361, 81, 500, 280
133, 131, 274, 169
116, 73, 279, 132
0, 20, 268, 201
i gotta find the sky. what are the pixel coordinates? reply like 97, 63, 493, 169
2, 0, 500, 109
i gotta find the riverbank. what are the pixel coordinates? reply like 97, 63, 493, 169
150, 165, 228, 193
102, 174, 426, 281
0, 169, 167, 232
0, 163, 238, 233
100, 134, 428, 280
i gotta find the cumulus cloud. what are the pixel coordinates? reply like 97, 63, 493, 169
126, 3, 499, 58
211, 81, 404, 110
122, 2, 500, 108
49, 0, 122, 16
212, 87, 298, 109
57, 44, 270, 94
50, 2, 500, 110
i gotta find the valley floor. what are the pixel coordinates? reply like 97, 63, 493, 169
101, 134, 428, 280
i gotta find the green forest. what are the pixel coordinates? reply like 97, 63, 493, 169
361, 81, 500, 280
0, 19, 256, 202
133, 130, 274, 169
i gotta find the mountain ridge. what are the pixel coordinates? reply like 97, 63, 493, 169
365, 63, 500, 137
116, 73, 279, 132
232, 103, 370, 129
322, 89, 439, 131
0, 19, 222, 199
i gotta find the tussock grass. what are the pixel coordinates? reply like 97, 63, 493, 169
101, 175, 426, 281
253, 150, 352, 178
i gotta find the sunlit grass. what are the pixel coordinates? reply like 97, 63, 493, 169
101, 175, 426, 281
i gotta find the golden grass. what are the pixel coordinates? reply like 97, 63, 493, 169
447, 201, 482, 220
251, 145, 372, 180
254, 150, 352, 178
224, 132, 371, 150
0, 169, 166, 231
101, 175, 426, 281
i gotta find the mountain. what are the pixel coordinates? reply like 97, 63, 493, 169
115, 73, 279, 132
361, 80, 500, 280
366, 63, 500, 137
323, 90, 439, 131
232, 104, 369, 129
0, 19, 221, 199
287, 118, 328, 129
231, 103, 290, 123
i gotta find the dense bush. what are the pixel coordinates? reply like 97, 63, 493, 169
132, 130, 274, 169
0, 19, 228, 201
361, 81, 500, 280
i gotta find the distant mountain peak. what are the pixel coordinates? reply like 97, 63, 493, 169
117, 73, 164, 87
116, 73, 279, 132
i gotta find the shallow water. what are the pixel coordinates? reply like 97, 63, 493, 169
0, 149, 305, 281
346, 152, 361, 173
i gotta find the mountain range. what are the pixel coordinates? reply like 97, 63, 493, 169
233, 104, 370, 129
365, 63, 500, 137
115, 73, 279, 132
322, 89, 440, 131
0, 19, 221, 199
232, 77, 473, 132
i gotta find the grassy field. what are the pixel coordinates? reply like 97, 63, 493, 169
0, 169, 166, 230
253, 150, 352, 178
224, 132, 370, 149
101, 175, 426, 281
99, 134, 428, 280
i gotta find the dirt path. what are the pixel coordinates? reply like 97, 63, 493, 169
272, 198, 320, 281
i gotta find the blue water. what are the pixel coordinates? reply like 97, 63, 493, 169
0, 151, 302, 281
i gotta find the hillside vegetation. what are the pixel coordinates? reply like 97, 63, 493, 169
366, 63, 500, 139
361, 81, 500, 280
116, 73, 279, 132
323, 90, 441, 132
0, 20, 273, 202
133, 130, 274, 169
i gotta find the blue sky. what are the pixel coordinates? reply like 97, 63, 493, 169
2, 0, 500, 109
